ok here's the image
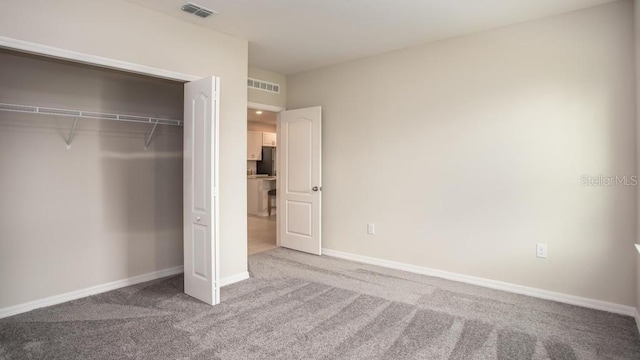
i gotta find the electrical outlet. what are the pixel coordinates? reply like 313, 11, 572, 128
536, 243, 547, 258
367, 223, 375, 235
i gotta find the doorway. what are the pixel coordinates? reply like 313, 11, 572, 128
247, 106, 279, 255
245, 105, 323, 257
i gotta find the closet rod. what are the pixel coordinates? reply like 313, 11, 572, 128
0, 102, 182, 126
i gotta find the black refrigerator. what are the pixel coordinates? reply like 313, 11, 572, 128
256, 146, 276, 175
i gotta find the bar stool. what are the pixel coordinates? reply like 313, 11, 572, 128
268, 189, 277, 216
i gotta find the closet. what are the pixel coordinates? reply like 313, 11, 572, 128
0, 48, 186, 310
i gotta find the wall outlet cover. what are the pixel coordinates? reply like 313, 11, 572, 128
367, 223, 375, 235
536, 243, 548, 258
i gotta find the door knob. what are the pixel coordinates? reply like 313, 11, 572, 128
312, 186, 319, 192
196, 216, 201, 221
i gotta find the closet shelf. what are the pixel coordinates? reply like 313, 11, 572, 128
0, 102, 182, 126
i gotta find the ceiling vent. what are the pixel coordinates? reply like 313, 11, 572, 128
181, 2, 216, 18
248, 78, 280, 94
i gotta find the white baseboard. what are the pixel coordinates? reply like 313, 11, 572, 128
0, 267, 252, 319
322, 248, 636, 317
220, 271, 250, 287
0, 266, 184, 319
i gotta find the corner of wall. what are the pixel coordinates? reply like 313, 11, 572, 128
634, 0, 640, 322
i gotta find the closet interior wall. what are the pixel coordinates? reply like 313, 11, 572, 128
0, 49, 184, 309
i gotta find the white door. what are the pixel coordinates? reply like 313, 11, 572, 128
277, 107, 322, 255
184, 76, 220, 305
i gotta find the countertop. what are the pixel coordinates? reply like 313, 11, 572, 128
248, 175, 277, 180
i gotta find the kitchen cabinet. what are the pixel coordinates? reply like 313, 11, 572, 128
247, 177, 276, 216
247, 131, 263, 160
263, 132, 277, 147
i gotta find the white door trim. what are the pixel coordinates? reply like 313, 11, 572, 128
0, 35, 199, 82
248, 101, 286, 113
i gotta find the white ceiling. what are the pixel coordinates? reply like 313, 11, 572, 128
129, 0, 617, 75
247, 108, 277, 124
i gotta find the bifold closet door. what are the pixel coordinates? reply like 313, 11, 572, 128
183, 76, 220, 305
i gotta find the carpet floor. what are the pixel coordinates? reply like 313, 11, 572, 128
1, 248, 639, 359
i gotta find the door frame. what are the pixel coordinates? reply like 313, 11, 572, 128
248, 102, 285, 113
0, 36, 200, 82
247, 102, 286, 248
0, 35, 220, 299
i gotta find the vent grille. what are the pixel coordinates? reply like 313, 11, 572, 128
181, 2, 216, 18
248, 78, 280, 94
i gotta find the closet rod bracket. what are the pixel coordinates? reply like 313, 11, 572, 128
66, 117, 79, 150
144, 120, 159, 150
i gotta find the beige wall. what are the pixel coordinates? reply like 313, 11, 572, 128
248, 66, 286, 108
248, 121, 277, 133
288, 1, 637, 306
0, 0, 249, 305
0, 50, 185, 308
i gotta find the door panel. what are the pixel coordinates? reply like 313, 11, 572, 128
286, 119, 313, 194
193, 95, 208, 212
278, 107, 322, 255
184, 76, 220, 305
286, 201, 312, 236
192, 225, 208, 279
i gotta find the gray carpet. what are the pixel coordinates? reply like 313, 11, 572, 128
1, 248, 639, 359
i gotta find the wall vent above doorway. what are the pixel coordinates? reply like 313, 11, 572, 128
248, 78, 280, 94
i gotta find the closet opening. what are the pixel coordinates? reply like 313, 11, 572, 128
0, 47, 189, 310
